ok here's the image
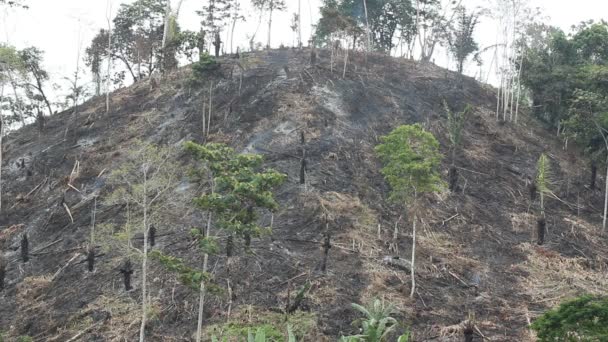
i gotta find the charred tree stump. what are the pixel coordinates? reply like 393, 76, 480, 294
310, 48, 317, 66
287, 282, 311, 314
37, 111, 45, 132
300, 131, 305, 145
0, 256, 6, 291
321, 233, 331, 273
120, 259, 134, 291
148, 225, 156, 248
529, 181, 537, 202
537, 217, 546, 245
300, 158, 307, 185
226, 234, 234, 257
86, 248, 95, 272
244, 232, 251, 249
591, 161, 597, 189
463, 326, 474, 342
21, 234, 29, 263
448, 166, 458, 191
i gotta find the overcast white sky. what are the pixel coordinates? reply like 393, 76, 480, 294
2, 0, 608, 97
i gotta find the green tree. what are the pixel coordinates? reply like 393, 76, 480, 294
531, 295, 608, 341
19, 47, 53, 117
103, 142, 179, 342
316, 0, 415, 53
251, 0, 286, 49
375, 124, 444, 298
446, 6, 479, 74
185, 142, 286, 255
564, 90, 608, 232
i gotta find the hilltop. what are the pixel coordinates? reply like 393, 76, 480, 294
0, 48, 607, 341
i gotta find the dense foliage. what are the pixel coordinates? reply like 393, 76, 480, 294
531, 295, 608, 341
520, 21, 608, 163
375, 124, 444, 204
185, 142, 286, 253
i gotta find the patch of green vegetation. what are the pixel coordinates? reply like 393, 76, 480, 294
16, 336, 33, 342
531, 295, 608, 341
189, 53, 219, 87
206, 310, 317, 341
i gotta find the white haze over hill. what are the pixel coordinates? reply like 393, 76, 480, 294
1, 0, 608, 101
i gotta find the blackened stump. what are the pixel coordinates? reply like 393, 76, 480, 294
120, 259, 134, 291
529, 182, 537, 202
87, 248, 95, 272
591, 161, 597, 189
300, 158, 307, 184
0, 257, 6, 291
21, 234, 29, 263
537, 217, 546, 245
148, 225, 156, 247
448, 166, 458, 191
226, 234, 234, 257
321, 233, 332, 273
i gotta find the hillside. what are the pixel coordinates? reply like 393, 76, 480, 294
0, 48, 607, 341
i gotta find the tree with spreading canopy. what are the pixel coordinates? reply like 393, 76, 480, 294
375, 124, 444, 298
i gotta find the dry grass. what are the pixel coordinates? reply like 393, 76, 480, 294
517, 242, 608, 307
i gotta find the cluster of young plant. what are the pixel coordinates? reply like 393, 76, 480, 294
531, 295, 608, 341
340, 299, 410, 342
147, 141, 285, 341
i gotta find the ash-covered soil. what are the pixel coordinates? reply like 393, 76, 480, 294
0, 48, 606, 341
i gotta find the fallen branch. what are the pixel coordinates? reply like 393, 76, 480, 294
30, 238, 63, 255
52, 253, 80, 281
65, 321, 104, 342
382, 256, 412, 272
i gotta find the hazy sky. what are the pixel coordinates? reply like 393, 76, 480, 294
2, 0, 608, 96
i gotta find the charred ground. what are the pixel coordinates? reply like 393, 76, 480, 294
0, 48, 607, 341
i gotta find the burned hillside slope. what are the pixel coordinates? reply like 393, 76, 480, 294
0, 48, 606, 341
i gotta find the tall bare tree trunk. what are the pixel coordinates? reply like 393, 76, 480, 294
0, 85, 4, 212
298, 0, 302, 47
343, 43, 349, 78
409, 213, 416, 298
161, 0, 172, 72
139, 167, 149, 342
362, 0, 371, 53
514, 48, 525, 124
267, 5, 274, 49
603, 155, 608, 232
106, 1, 112, 114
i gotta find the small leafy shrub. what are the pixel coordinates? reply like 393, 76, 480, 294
531, 295, 608, 341
189, 53, 219, 87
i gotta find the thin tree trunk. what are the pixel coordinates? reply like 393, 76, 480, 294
231, 18, 237, 54
7, 71, 25, 127
342, 44, 349, 78
409, 213, 416, 298
514, 48, 524, 124
362, 0, 371, 53
161, 0, 172, 73
267, 5, 273, 49
603, 155, 608, 232
195, 253, 209, 342
298, 0, 302, 47
0, 84, 3, 212
139, 168, 148, 342
106, 1, 112, 114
